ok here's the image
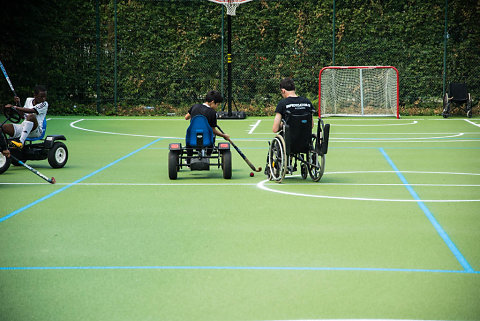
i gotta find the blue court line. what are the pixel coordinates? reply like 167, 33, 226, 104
0, 138, 163, 223
379, 148, 474, 273
1, 265, 479, 274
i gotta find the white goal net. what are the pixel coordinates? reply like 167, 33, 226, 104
318, 66, 399, 118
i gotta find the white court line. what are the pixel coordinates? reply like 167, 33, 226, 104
334, 132, 480, 135
333, 133, 464, 140
255, 171, 480, 203
69, 119, 479, 142
248, 120, 261, 134
327, 121, 418, 126
70, 119, 181, 139
256, 180, 480, 202
1, 182, 479, 187
464, 119, 480, 128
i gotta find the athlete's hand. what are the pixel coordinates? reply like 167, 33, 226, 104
1, 149, 10, 158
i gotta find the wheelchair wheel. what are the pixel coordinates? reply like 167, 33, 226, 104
221, 150, 232, 179
442, 93, 449, 118
268, 135, 286, 183
0, 154, 11, 174
168, 150, 179, 180
308, 136, 325, 182
301, 163, 308, 179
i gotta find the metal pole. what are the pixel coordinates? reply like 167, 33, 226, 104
114, 0, 118, 112
221, 6, 224, 109
332, 0, 336, 66
359, 69, 364, 116
227, 14, 232, 117
96, 0, 101, 113
442, 0, 448, 97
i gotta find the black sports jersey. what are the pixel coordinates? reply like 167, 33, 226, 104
188, 104, 217, 128
275, 96, 315, 117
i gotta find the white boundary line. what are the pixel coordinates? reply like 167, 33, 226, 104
248, 119, 261, 134
256, 171, 480, 203
333, 133, 464, 140
331, 120, 418, 126
69, 119, 480, 142
1, 182, 479, 187
70, 119, 181, 139
464, 119, 480, 128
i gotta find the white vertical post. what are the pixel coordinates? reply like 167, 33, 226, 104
359, 69, 364, 116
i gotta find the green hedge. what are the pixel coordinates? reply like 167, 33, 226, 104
0, 0, 478, 116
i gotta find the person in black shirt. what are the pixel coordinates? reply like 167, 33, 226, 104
185, 90, 230, 141
272, 78, 315, 133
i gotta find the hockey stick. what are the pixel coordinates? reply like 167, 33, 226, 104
0, 60, 17, 97
216, 125, 262, 172
10, 155, 56, 184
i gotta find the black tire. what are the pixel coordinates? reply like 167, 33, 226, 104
222, 150, 232, 179
0, 154, 11, 174
268, 135, 286, 183
48, 142, 68, 168
467, 99, 472, 118
168, 151, 179, 180
301, 163, 308, 179
442, 93, 449, 118
308, 136, 325, 182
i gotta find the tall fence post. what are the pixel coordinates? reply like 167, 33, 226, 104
442, 0, 448, 97
114, 0, 118, 112
332, 0, 336, 66
96, 0, 101, 113
221, 5, 224, 107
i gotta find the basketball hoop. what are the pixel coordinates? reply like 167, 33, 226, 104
208, 0, 253, 16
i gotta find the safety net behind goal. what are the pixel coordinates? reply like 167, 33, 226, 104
318, 66, 399, 118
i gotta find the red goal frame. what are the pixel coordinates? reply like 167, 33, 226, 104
318, 66, 400, 119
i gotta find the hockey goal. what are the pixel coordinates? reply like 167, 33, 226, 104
318, 66, 399, 118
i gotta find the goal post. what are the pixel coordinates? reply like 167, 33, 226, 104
318, 66, 400, 118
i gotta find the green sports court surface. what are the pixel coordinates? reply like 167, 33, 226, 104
1, 116, 479, 321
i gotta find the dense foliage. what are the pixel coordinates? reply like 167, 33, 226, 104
0, 0, 478, 115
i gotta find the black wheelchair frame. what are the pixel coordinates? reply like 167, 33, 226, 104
442, 83, 473, 118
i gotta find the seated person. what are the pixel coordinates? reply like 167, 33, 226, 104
272, 78, 315, 133
184, 90, 230, 157
273, 78, 316, 154
1, 85, 48, 149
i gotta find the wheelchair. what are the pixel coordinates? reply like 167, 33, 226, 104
442, 83, 473, 118
0, 107, 68, 174
168, 115, 232, 179
265, 112, 330, 183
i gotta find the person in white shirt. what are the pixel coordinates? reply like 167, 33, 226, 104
2, 85, 48, 149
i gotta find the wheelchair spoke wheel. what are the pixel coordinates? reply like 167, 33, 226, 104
308, 136, 325, 182
268, 135, 286, 183
442, 93, 449, 118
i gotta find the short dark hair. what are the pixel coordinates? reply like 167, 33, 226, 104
280, 78, 295, 91
34, 85, 47, 95
205, 90, 223, 104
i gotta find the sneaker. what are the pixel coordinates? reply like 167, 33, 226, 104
10, 140, 23, 149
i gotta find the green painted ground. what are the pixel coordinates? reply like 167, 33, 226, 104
1, 116, 479, 321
